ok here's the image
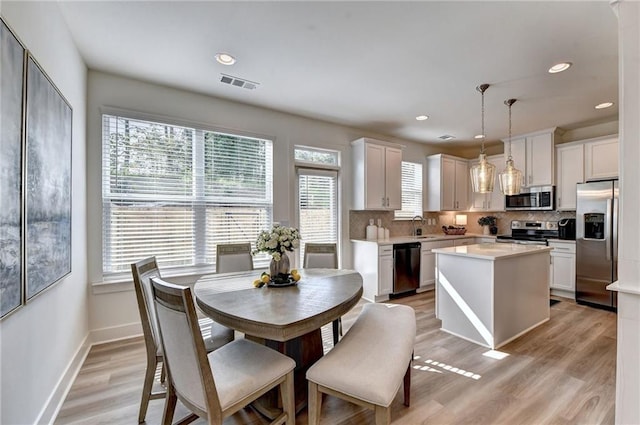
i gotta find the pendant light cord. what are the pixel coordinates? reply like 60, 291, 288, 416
505, 98, 516, 160
477, 84, 489, 154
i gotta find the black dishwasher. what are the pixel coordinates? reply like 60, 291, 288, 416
393, 242, 421, 295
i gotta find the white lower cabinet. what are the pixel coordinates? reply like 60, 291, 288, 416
453, 238, 475, 246
549, 240, 576, 298
378, 245, 394, 296
421, 240, 455, 289
353, 241, 394, 302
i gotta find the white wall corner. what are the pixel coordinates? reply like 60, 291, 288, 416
34, 335, 91, 425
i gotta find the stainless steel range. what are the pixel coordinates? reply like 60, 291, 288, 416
496, 220, 559, 245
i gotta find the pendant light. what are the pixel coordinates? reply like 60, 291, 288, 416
499, 99, 523, 195
470, 84, 496, 193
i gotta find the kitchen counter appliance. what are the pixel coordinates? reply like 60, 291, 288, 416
496, 220, 559, 245
576, 180, 618, 311
392, 242, 421, 295
558, 218, 576, 240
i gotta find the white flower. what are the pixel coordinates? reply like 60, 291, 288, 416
252, 224, 301, 259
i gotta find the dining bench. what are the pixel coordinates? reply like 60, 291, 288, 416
306, 302, 416, 425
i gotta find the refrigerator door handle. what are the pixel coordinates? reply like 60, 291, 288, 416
605, 199, 612, 261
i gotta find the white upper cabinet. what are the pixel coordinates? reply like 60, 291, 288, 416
426, 154, 468, 211
555, 135, 619, 211
584, 136, 619, 181
352, 137, 402, 210
556, 143, 584, 211
503, 128, 557, 187
469, 154, 505, 211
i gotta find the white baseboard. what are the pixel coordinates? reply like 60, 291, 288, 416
35, 335, 91, 425
39, 322, 143, 425
89, 322, 142, 345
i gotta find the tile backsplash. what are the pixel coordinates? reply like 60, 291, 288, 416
349, 210, 576, 239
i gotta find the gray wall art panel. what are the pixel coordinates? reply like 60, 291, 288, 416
25, 56, 72, 300
0, 20, 25, 318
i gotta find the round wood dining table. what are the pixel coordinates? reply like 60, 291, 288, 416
194, 268, 363, 416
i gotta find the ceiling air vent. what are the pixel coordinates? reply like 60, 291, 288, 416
439, 135, 456, 141
220, 74, 259, 90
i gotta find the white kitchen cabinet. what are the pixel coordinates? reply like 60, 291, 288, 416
549, 240, 576, 298
378, 245, 394, 296
420, 240, 454, 290
453, 238, 474, 246
426, 154, 468, 211
556, 143, 584, 211
469, 154, 505, 211
352, 241, 394, 302
503, 128, 556, 188
584, 136, 619, 181
352, 138, 402, 210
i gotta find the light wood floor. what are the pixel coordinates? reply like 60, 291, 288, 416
55, 291, 617, 425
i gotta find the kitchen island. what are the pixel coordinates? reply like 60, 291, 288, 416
433, 242, 552, 349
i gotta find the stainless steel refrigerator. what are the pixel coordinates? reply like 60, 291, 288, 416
576, 180, 618, 311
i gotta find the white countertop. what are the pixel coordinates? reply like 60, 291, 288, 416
432, 242, 552, 260
351, 234, 495, 245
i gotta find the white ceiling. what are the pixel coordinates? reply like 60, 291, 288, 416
57, 1, 618, 149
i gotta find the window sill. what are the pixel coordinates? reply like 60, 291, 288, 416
92, 264, 218, 295
91, 262, 270, 295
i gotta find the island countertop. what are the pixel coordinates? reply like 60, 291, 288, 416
432, 242, 552, 260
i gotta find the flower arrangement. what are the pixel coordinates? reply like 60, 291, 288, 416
478, 216, 497, 227
253, 224, 301, 261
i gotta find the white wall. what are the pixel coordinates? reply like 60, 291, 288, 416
85, 71, 448, 341
612, 1, 640, 423
0, 2, 88, 425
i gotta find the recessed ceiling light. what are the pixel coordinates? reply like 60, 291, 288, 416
474, 134, 484, 139
215, 52, 236, 65
595, 102, 614, 109
439, 135, 456, 141
416, 115, 429, 121
548, 62, 572, 73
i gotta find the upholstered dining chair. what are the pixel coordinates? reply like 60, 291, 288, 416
303, 243, 342, 345
150, 276, 296, 425
215, 243, 254, 274
131, 257, 234, 423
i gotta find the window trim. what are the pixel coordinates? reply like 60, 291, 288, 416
100, 109, 274, 278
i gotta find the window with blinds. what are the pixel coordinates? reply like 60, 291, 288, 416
395, 161, 423, 219
295, 147, 339, 266
102, 114, 273, 274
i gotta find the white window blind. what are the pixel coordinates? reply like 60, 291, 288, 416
294, 146, 340, 266
297, 168, 338, 265
395, 161, 423, 219
102, 114, 273, 274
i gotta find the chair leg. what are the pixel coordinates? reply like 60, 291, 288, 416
138, 358, 157, 423
332, 319, 340, 345
281, 371, 295, 425
308, 381, 322, 425
160, 361, 166, 384
162, 383, 178, 425
374, 405, 391, 425
403, 354, 412, 407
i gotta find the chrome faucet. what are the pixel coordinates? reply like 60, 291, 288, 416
412, 215, 426, 236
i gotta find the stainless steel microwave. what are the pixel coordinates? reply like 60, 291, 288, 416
505, 186, 555, 211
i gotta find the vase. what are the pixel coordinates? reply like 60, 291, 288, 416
270, 252, 290, 278
483, 225, 490, 235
